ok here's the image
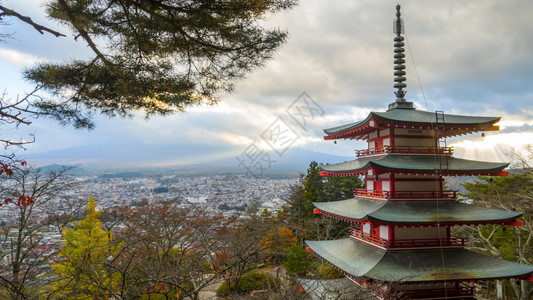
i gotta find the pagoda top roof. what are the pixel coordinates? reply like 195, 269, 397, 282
323, 108, 500, 140
313, 198, 523, 225
320, 155, 508, 176
306, 238, 533, 282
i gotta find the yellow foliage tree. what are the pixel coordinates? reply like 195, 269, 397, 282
51, 197, 122, 298
261, 226, 297, 263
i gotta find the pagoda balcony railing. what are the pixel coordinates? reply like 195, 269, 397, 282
391, 236, 465, 248
353, 189, 389, 198
349, 228, 389, 247
355, 145, 453, 157
349, 228, 465, 249
353, 188, 457, 199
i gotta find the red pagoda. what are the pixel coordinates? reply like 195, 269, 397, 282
305, 5, 533, 299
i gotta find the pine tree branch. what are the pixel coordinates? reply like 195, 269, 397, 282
56, 0, 113, 66
0, 5, 65, 37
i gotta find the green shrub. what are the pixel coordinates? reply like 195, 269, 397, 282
216, 272, 276, 296
283, 244, 313, 276
317, 263, 343, 279
216, 283, 229, 297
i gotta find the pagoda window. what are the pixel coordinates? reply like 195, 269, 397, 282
368, 140, 376, 150
393, 128, 435, 148
379, 129, 390, 136
392, 174, 443, 197
394, 226, 447, 240
394, 137, 434, 147
379, 226, 389, 240
394, 181, 441, 192
362, 223, 371, 234
395, 128, 434, 136
382, 181, 391, 192
366, 180, 374, 191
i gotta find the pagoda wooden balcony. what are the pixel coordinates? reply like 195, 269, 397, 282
390, 236, 465, 248
355, 145, 453, 157
389, 190, 457, 199
353, 189, 390, 198
349, 228, 390, 248
353, 188, 457, 200
349, 228, 465, 249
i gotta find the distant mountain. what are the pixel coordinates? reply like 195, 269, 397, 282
98, 172, 144, 179
216, 147, 353, 174
24, 143, 354, 176
144, 147, 354, 177
36, 164, 86, 175
25, 142, 236, 167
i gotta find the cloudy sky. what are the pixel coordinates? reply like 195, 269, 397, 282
1, 0, 532, 168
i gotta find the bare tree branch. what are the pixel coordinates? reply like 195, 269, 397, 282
0, 5, 65, 37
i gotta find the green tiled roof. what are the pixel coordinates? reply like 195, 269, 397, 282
306, 238, 533, 282
306, 239, 385, 277
313, 198, 523, 224
324, 109, 500, 135
314, 198, 386, 221
324, 119, 367, 135
321, 156, 508, 174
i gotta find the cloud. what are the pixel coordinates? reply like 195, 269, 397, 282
0, 48, 42, 68
451, 132, 533, 163
5, 0, 533, 166
232, 1, 529, 127
499, 123, 533, 134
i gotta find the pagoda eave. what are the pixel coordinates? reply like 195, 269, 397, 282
315, 209, 523, 228
306, 238, 533, 283
436, 124, 500, 139
320, 169, 508, 177
314, 208, 371, 224
320, 156, 509, 177
323, 124, 378, 141
324, 124, 498, 141
375, 168, 509, 177
366, 219, 524, 227
320, 170, 366, 177
313, 198, 523, 226
323, 110, 501, 141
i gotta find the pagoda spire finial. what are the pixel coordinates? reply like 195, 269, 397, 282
394, 4, 404, 36
388, 4, 413, 110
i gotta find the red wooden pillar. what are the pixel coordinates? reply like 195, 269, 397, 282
390, 127, 395, 149
390, 173, 395, 197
